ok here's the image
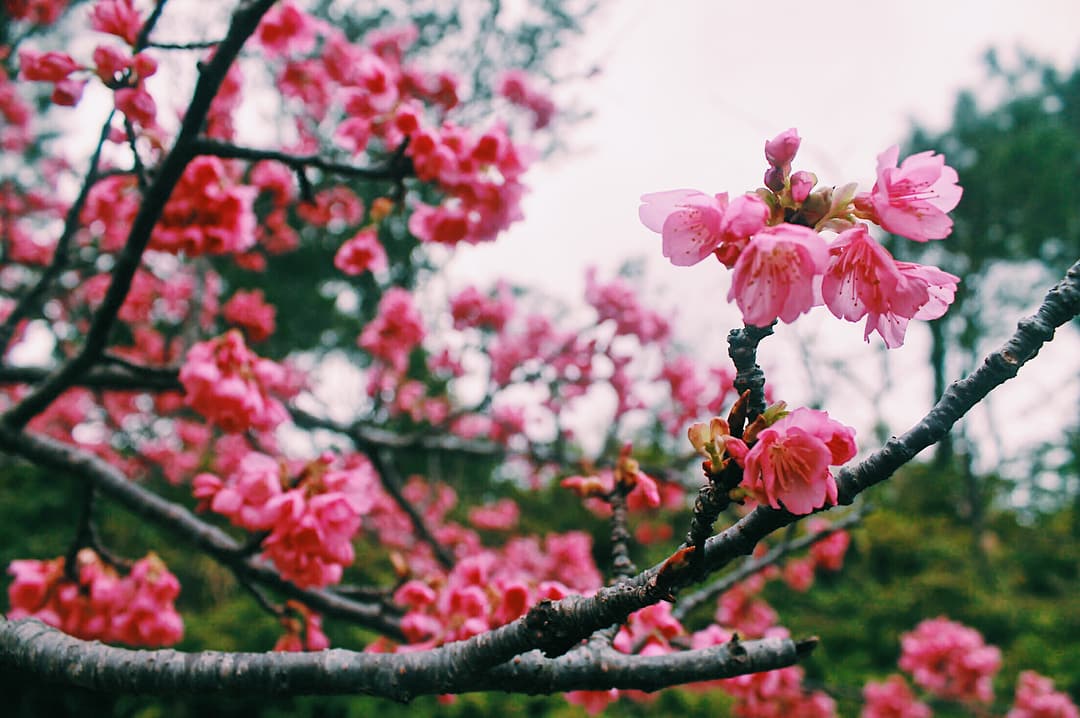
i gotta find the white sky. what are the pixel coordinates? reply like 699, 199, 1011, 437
446, 0, 1080, 479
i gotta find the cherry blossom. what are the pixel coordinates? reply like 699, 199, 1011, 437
179, 330, 289, 433
823, 224, 959, 347
861, 674, 932, 718
358, 288, 425, 372
899, 617, 1001, 703
1008, 671, 1080, 718
860, 145, 962, 242
639, 190, 768, 267
334, 227, 388, 276
89, 0, 142, 46
729, 224, 829, 327
740, 407, 856, 515
223, 289, 277, 343
6, 549, 182, 647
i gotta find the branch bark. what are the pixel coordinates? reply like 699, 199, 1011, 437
0, 617, 808, 699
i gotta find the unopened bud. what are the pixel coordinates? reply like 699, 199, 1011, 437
790, 171, 816, 204
370, 196, 395, 222
764, 165, 786, 193
764, 128, 801, 167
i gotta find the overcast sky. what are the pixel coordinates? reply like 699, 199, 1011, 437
447, 0, 1080, 478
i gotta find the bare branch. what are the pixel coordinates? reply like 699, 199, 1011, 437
367, 449, 455, 570
728, 322, 775, 427
673, 506, 866, 621
191, 138, 414, 182
0, 112, 116, 356
0, 617, 809, 699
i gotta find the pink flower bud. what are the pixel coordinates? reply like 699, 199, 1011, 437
765, 127, 801, 167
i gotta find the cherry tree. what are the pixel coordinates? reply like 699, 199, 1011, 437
0, 1, 1078, 715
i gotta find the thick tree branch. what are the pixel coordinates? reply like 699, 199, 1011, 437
0, 617, 808, 698
0, 363, 183, 392
1, 0, 277, 430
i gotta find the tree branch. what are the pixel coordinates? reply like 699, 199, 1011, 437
0, 617, 808, 699
673, 506, 865, 621
689, 257, 1080, 581
367, 449, 455, 570
0, 363, 183, 392
727, 322, 775, 427
191, 138, 414, 182
2, 262, 1074, 698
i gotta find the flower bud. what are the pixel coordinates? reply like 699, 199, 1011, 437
790, 171, 816, 204
764, 128, 801, 168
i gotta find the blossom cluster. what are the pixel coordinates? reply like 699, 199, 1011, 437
497, 69, 556, 130
641, 129, 962, 348
690, 405, 857, 516
193, 451, 376, 588
898, 616, 1002, 703
390, 531, 602, 649
1008, 671, 1080, 718
250, 2, 536, 248
179, 330, 292, 433
6, 549, 182, 647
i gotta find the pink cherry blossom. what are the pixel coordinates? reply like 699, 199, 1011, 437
358, 288, 425, 372
51, 77, 86, 106
6, 549, 182, 647
179, 330, 288, 433
723, 664, 836, 718
864, 145, 962, 242
1008, 671, 1080, 718
256, 1, 319, 57
468, 499, 520, 531
334, 227, 388, 276
153, 157, 256, 255
449, 283, 514, 332
861, 675, 932, 718
742, 408, 856, 515
6, 0, 69, 24
823, 224, 959, 348
639, 189, 768, 267
806, 518, 850, 571
89, 0, 142, 46
18, 49, 81, 82
585, 267, 670, 343
223, 289, 277, 342
729, 223, 829, 327
899, 617, 1001, 703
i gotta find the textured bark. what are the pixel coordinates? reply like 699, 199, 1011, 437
0, 617, 806, 698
